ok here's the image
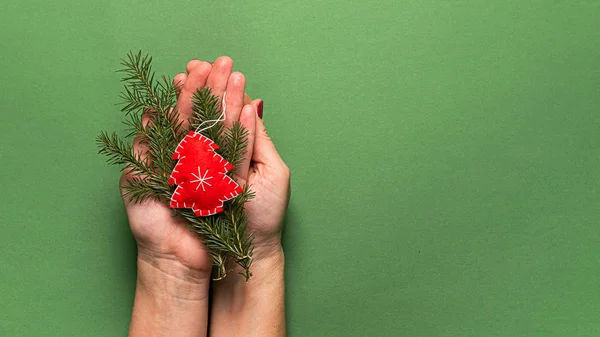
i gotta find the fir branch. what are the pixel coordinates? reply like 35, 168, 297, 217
146, 119, 177, 177
190, 87, 225, 147
121, 176, 161, 203
180, 210, 238, 279
158, 75, 178, 109
119, 51, 162, 113
122, 111, 147, 139
225, 186, 255, 281
98, 51, 255, 281
223, 122, 249, 176
179, 187, 255, 281
119, 84, 150, 116
209, 251, 228, 280
96, 131, 152, 176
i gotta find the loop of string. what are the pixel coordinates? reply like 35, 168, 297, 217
195, 92, 227, 133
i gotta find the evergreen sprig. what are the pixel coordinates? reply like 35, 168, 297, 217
97, 51, 254, 280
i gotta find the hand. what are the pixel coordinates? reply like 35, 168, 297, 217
209, 59, 290, 337
126, 56, 251, 336
233, 101, 291, 261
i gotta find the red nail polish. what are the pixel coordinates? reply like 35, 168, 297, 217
257, 100, 263, 119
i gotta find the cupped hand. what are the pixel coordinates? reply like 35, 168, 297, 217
122, 56, 290, 280
233, 103, 291, 260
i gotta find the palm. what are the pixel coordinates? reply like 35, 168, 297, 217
125, 159, 287, 274
124, 196, 213, 273
244, 163, 289, 246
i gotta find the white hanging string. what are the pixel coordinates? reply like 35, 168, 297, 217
195, 92, 227, 133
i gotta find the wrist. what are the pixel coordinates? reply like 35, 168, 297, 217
251, 235, 284, 262
129, 252, 211, 337
137, 248, 210, 292
252, 247, 285, 278
213, 246, 285, 306
209, 246, 286, 336
136, 253, 210, 301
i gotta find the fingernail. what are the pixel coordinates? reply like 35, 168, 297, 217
257, 100, 263, 119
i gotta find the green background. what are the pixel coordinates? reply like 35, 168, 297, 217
1, 1, 599, 336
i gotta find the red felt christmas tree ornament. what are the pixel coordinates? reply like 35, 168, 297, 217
168, 131, 242, 216
168, 93, 243, 216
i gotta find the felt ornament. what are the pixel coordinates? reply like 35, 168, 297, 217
168, 130, 243, 216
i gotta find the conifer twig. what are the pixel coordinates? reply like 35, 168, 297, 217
97, 51, 254, 280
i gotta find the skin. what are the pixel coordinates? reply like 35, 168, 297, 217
125, 56, 290, 337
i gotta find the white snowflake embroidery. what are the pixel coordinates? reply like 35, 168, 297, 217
190, 166, 213, 192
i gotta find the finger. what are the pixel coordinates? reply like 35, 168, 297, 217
173, 72, 187, 98
252, 110, 285, 167
235, 104, 257, 185
224, 72, 246, 127
256, 98, 263, 119
250, 98, 263, 119
177, 61, 212, 123
186, 59, 201, 73
205, 56, 233, 103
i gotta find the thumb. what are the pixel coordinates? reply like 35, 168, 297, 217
250, 99, 284, 166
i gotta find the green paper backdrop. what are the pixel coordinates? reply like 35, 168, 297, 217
2, 1, 600, 336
